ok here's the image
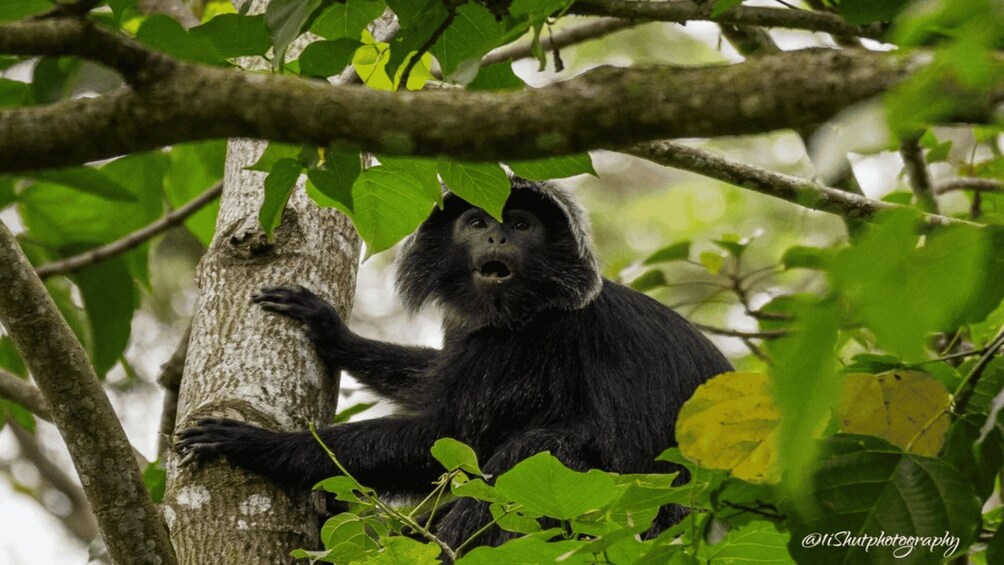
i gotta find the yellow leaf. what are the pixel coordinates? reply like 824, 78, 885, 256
838, 371, 950, 456
676, 372, 780, 484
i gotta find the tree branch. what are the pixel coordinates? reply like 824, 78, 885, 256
0, 22, 923, 172
570, 0, 887, 39
935, 178, 1003, 194
0, 368, 50, 420
5, 420, 100, 543
899, 138, 940, 214
35, 181, 223, 280
0, 221, 175, 565
0, 18, 175, 85
627, 140, 973, 227
481, 17, 640, 66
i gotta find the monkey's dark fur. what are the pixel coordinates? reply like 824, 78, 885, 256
178, 178, 732, 550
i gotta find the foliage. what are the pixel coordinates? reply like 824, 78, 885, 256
0, 0, 1003, 563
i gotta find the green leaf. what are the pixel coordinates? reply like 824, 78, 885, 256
314, 475, 374, 503
457, 531, 580, 564
0, 0, 49, 22
437, 160, 510, 221
0, 78, 30, 108
165, 141, 226, 246
839, 0, 910, 25
787, 434, 981, 564
495, 452, 617, 519
29, 57, 80, 105
699, 251, 724, 275
643, 241, 691, 265
265, 0, 323, 69
190, 14, 271, 59
781, 245, 833, 270
72, 257, 137, 378
430, 3, 504, 81
508, 0, 569, 19
331, 402, 376, 424
18, 153, 167, 248
366, 537, 439, 564
247, 142, 303, 172
376, 156, 442, 206
142, 460, 167, 503
311, 0, 386, 40
829, 211, 989, 361
451, 477, 501, 502
351, 166, 438, 255
766, 299, 840, 499
259, 158, 302, 237
383, 0, 449, 80
430, 438, 483, 475
34, 168, 137, 202
298, 38, 361, 78
136, 15, 224, 65
697, 521, 791, 564
629, 269, 667, 292
467, 61, 525, 92
967, 357, 1004, 416
507, 154, 596, 180
942, 414, 1003, 501
307, 153, 359, 216
711, 0, 744, 18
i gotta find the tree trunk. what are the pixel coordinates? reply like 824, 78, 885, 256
162, 138, 359, 563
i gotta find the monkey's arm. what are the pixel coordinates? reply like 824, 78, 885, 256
177, 416, 443, 493
253, 286, 437, 404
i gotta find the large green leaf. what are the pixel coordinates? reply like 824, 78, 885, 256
165, 141, 226, 246
698, 521, 792, 564
259, 158, 302, 237
494, 452, 617, 519
429, 3, 504, 82
190, 14, 271, 59
829, 211, 989, 361
351, 166, 438, 255
136, 15, 224, 65
264, 0, 322, 69
508, 154, 596, 180
72, 256, 137, 378
766, 299, 840, 498
311, 0, 386, 40
0, 0, 49, 22
437, 160, 509, 222
787, 434, 981, 565
297, 38, 361, 78
430, 437, 482, 475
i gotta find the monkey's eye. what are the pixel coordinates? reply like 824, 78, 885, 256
469, 218, 487, 229
512, 221, 530, 231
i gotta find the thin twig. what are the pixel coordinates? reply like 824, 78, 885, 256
899, 138, 940, 214
628, 140, 975, 227
399, 10, 456, 89
482, 18, 640, 66
571, 0, 887, 39
36, 181, 222, 279
935, 178, 1003, 194
693, 323, 787, 339
0, 368, 50, 420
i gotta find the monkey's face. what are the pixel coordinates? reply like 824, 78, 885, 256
452, 208, 546, 291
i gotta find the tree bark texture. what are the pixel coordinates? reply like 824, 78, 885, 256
162, 138, 360, 564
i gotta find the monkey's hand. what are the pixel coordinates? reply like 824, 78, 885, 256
253, 285, 354, 365
175, 418, 273, 469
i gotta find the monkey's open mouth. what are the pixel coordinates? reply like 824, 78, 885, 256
476, 261, 513, 281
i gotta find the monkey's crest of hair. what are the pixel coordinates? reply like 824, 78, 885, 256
395, 178, 604, 332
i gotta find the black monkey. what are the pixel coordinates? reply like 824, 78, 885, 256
178, 178, 732, 550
